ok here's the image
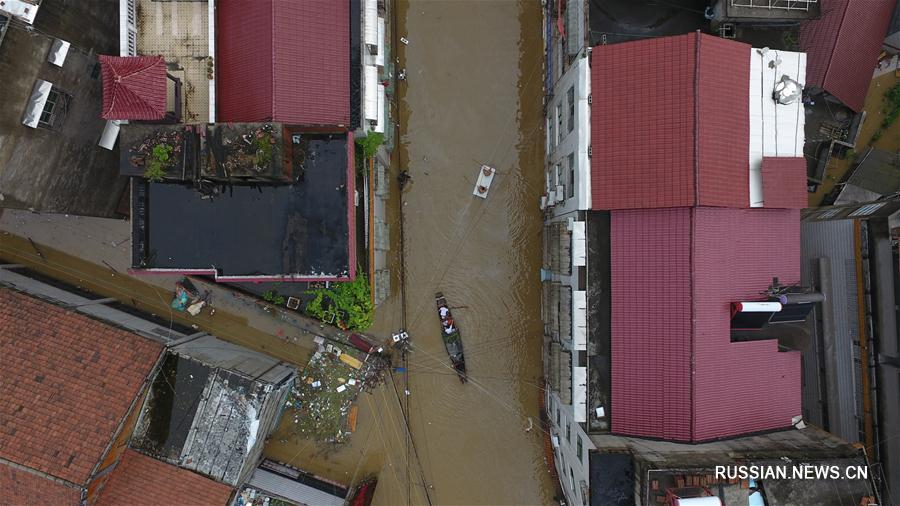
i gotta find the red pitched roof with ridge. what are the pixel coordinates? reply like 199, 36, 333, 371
590, 33, 751, 210
800, 0, 897, 112
610, 207, 801, 442
0, 288, 162, 486
99, 55, 168, 120
217, 0, 350, 125
97, 449, 233, 506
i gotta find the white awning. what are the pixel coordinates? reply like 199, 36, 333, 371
573, 290, 587, 349
571, 220, 586, 267
376, 16, 385, 67
0, 0, 40, 24
363, 0, 378, 46
22, 79, 52, 128
98, 120, 121, 150
374, 83, 385, 133
47, 39, 70, 67
364, 65, 378, 121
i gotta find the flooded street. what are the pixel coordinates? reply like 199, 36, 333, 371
389, 0, 553, 503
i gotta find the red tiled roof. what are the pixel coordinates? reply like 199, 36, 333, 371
611, 207, 801, 442
96, 449, 233, 506
800, 0, 897, 112
0, 464, 82, 505
0, 289, 163, 485
761, 157, 808, 208
99, 55, 168, 120
217, 0, 350, 125
590, 33, 750, 210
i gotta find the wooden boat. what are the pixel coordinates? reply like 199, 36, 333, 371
435, 292, 467, 383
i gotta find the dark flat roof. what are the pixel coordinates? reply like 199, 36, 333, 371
589, 452, 635, 506
134, 133, 352, 280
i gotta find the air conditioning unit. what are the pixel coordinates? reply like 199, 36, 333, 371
556, 185, 565, 202
547, 190, 557, 206
540, 195, 548, 210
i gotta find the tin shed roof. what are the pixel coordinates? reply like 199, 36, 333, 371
99, 55, 168, 120
800, 0, 897, 112
216, 0, 350, 125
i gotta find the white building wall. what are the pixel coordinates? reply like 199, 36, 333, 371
544, 52, 591, 217
547, 387, 595, 506
542, 38, 593, 506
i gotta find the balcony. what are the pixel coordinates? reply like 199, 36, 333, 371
120, 0, 214, 123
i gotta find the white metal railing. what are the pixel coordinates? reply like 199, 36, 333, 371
119, 0, 137, 56
731, 0, 817, 11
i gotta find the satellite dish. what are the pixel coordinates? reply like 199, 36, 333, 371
773, 75, 802, 105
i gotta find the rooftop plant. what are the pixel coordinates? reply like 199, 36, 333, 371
144, 143, 173, 182
305, 274, 373, 331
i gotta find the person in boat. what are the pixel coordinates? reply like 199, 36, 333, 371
439, 306, 450, 319
444, 324, 455, 335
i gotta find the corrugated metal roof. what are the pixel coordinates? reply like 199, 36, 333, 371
171, 334, 295, 385
800, 0, 897, 112
800, 219, 860, 442
611, 207, 802, 442
690, 207, 801, 442
590, 33, 750, 211
761, 157, 808, 208
845, 148, 900, 195
248, 468, 344, 506
217, 0, 350, 125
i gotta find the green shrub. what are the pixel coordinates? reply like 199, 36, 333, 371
876, 83, 900, 136
263, 289, 285, 306
144, 143, 173, 182
254, 131, 275, 167
304, 274, 373, 330
355, 132, 384, 159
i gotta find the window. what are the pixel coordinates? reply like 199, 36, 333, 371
567, 86, 575, 133
38, 88, 71, 129
546, 118, 552, 154
567, 153, 575, 199
556, 102, 563, 145
558, 162, 566, 191
566, 422, 571, 443
570, 467, 576, 492
555, 163, 561, 187
556, 407, 560, 426
577, 436, 583, 461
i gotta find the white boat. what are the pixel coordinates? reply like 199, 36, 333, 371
472, 165, 496, 198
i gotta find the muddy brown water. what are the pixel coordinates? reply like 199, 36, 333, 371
265, 1, 554, 504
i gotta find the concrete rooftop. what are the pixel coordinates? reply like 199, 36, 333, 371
135, 0, 211, 123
